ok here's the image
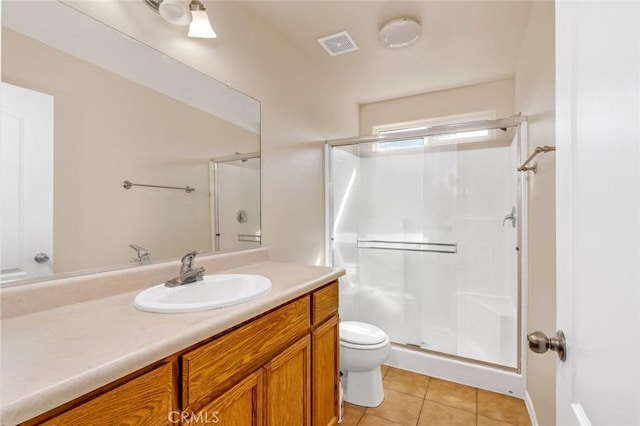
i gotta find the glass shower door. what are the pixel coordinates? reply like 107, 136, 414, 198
328, 126, 520, 369
212, 156, 261, 252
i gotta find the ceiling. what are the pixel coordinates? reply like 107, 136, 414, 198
241, 1, 534, 105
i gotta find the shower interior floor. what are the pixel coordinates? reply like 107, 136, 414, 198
342, 365, 531, 426
415, 325, 456, 354
411, 326, 490, 363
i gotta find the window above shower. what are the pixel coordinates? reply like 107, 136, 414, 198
372, 110, 496, 152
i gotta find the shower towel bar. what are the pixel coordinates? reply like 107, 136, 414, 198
238, 234, 261, 243
357, 240, 457, 254
518, 145, 556, 173
122, 180, 195, 193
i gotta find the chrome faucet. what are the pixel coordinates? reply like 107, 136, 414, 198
129, 244, 151, 264
165, 250, 205, 287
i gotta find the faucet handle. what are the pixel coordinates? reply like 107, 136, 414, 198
129, 244, 151, 264
180, 250, 201, 272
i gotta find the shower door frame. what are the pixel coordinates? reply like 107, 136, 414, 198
209, 151, 261, 252
325, 115, 528, 375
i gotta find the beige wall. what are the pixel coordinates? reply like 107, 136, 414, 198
359, 78, 515, 135
204, 2, 359, 265
514, 2, 556, 425
62, 1, 359, 266
2, 29, 259, 272
3, 3, 523, 279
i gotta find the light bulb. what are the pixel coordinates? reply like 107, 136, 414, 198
158, 0, 191, 26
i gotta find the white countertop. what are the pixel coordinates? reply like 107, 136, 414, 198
0, 260, 343, 425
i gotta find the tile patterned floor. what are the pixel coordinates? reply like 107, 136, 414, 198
341, 365, 531, 426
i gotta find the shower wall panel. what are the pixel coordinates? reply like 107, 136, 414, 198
329, 131, 520, 368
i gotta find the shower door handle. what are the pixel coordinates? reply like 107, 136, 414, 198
502, 206, 516, 228
527, 330, 567, 361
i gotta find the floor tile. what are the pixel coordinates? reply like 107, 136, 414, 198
425, 378, 477, 413
365, 388, 424, 426
383, 367, 430, 398
477, 415, 519, 426
340, 402, 365, 426
477, 389, 531, 426
344, 401, 366, 413
358, 414, 404, 426
417, 400, 476, 426
381, 364, 390, 378
343, 366, 531, 426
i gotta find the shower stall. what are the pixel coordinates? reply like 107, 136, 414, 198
326, 116, 528, 395
210, 152, 261, 252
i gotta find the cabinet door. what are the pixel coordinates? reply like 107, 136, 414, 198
184, 369, 263, 426
312, 315, 339, 426
40, 363, 175, 426
182, 297, 310, 411
263, 335, 311, 426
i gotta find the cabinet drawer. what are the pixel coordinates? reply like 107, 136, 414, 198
40, 363, 175, 426
311, 281, 338, 325
182, 297, 310, 410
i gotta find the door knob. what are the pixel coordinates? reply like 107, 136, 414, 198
527, 330, 567, 361
34, 253, 50, 263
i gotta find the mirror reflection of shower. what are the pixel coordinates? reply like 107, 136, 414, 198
327, 115, 526, 371
210, 152, 261, 252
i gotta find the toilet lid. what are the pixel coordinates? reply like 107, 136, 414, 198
340, 321, 387, 345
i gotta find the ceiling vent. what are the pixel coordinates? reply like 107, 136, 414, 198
317, 31, 359, 56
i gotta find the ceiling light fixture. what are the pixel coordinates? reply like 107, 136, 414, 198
158, 0, 191, 26
188, 0, 217, 39
145, 0, 216, 39
379, 18, 421, 48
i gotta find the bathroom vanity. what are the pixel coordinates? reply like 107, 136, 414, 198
0, 249, 342, 426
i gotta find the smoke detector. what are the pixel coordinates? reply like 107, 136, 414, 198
317, 31, 360, 56
379, 18, 421, 48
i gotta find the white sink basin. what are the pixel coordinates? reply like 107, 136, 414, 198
134, 274, 272, 313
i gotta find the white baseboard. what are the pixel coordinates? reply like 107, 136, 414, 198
524, 391, 539, 426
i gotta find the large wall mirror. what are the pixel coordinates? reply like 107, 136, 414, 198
1, 1, 261, 286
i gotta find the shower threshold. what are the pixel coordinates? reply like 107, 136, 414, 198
387, 343, 524, 398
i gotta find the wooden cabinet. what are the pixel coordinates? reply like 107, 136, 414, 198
181, 297, 310, 412
184, 370, 263, 426
39, 363, 176, 426
264, 335, 311, 426
24, 281, 340, 426
312, 315, 340, 426
311, 281, 340, 426
311, 281, 338, 324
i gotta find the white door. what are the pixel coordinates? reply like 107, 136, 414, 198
555, 2, 639, 425
1, 83, 54, 283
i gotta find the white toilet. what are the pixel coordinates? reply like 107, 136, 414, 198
339, 321, 391, 407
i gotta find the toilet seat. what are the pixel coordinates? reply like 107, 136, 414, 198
340, 321, 390, 349
340, 338, 390, 350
